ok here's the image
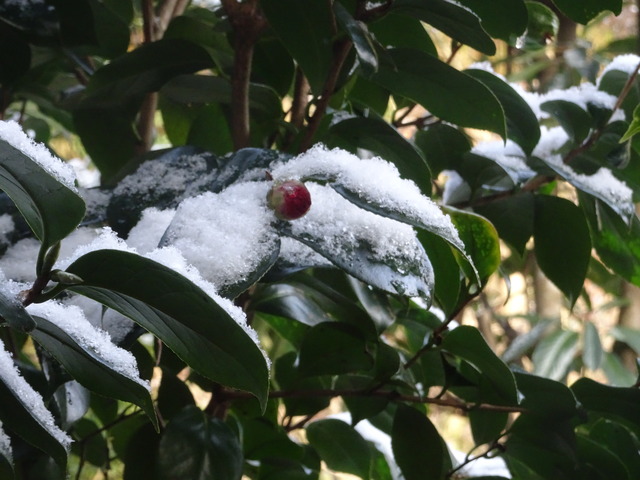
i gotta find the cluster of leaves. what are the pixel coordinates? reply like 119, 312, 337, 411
2, 0, 640, 479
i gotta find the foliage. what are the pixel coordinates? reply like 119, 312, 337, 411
0, 0, 639, 479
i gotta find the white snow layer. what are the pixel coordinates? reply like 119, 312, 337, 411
472, 140, 536, 184
599, 54, 640, 81
0, 120, 77, 190
0, 422, 12, 463
161, 182, 278, 289
0, 339, 72, 449
127, 208, 175, 254
26, 302, 149, 389
271, 145, 465, 251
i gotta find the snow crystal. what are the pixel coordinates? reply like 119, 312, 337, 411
441, 170, 471, 205
127, 208, 175, 254
58, 227, 130, 270
532, 126, 570, 160
271, 145, 465, 252
0, 340, 72, 449
27, 302, 149, 389
68, 157, 100, 188
63, 295, 135, 346
0, 120, 77, 191
0, 237, 40, 281
161, 182, 278, 289
0, 422, 12, 464
599, 54, 640, 80
279, 237, 333, 269
472, 140, 536, 184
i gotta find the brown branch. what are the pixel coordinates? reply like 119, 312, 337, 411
221, 0, 266, 150
156, 0, 189, 38
299, 39, 353, 152
283, 68, 311, 149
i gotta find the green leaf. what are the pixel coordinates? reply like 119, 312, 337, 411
441, 326, 518, 406
551, 0, 622, 24
514, 371, 579, 419
371, 48, 506, 137
571, 378, 640, 435
576, 434, 630, 480
610, 325, 640, 353
517, 2, 559, 50
307, 419, 372, 479
540, 100, 592, 146
414, 124, 471, 177
532, 329, 579, 381
0, 288, 36, 332
444, 208, 500, 285
326, 116, 431, 194
533, 195, 591, 305
0, 139, 85, 250
66, 250, 269, 410
469, 409, 508, 445
157, 406, 243, 480
418, 232, 461, 316
392, 0, 496, 55
30, 315, 157, 429
334, 3, 377, 76
580, 195, 640, 286
336, 376, 389, 425
601, 352, 636, 387
275, 352, 331, 416
298, 322, 374, 376
243, 417, 304, 461
368, 13, 437, 56
583, 321, 603, 370
620, 104, 640, 142
474, 192, 534, 255
392, 404, 446, 480
122, 423, 160, 479
456, 0, 528, 40
261, 0, 333, 94
157, 371, 195, 421
466, 69, 540, 155
588, 419, 640, 479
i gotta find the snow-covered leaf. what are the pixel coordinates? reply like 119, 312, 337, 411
0, 121, 85, 251
0, 287, 36, 332
0, 341, 71, 469
28, 305, 156, 428
0, 422, 13, 479
66, 249, 270, 410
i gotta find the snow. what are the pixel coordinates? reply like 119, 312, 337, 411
68, 157, 100, 188
0, 339, 72, 449
26, 302, 149, 389
442, 170, 471, 205
0, 422, 12, 463
0, 214, 14, 245
279, 237, 333, 269
63, 294, 134, 346
127, 208, 175, 254
271, 145, 465, 252
599, 53, 640, 80
518, 83, 618, 120
160, 182, 278, 289
0, 120, 77, 191
472, 140, 536, 184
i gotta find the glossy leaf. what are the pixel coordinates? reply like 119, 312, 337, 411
456, 0, 528, 40
298, 322, 374, 376
589, 419, 640, 479
518, 2, 559, 50
514, 371, 579, 419
533, 195, 591, 305
441, 326, 518, 406
469, 409, 508, 446
466, 69, 540, 155
392, 404, 446, 480
261, 0, 333, 94
541, 100, 592, 146
326, 116, 431, 194
551, 0, 622, 24
0, 139, 85, 250
620, 104, 640, 142
66, 250, 269, 410
307, 419, 372, 479
157, 406, 243, 480
414, 124, 471, 176
368, 13, 437, 56
418, 232, 461, 316
372, 48, 506, 137
576, 434, 630, 480
583, 321, 603, 370
334, 3, 377, 76
532, 330, 579, 381
30, 315, 156, 428
392, 0, 496, 55
0, 288, 36, 332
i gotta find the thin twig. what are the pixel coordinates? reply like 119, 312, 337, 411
447, 441, 506, 478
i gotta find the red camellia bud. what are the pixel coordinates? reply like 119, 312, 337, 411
267, 179, 312, 220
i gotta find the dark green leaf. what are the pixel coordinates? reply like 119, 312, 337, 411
469, 409, 508, 445
571, 378, 640, 436
335, 376, 389, 425
30, 315, 156, 428
392, 404, 446, 480
157, 370, 195, 421
0, 288, 36, 332
576, 433, 630, 480
418, 232, 461, 315
243, 417, 304, 461
298, 322, 374, 376
334, 3, 377, 76
158, 406, 243, 480
532, 329, 579, 381
541, 100, 592, 146
368, 13, 437, 56
372, 48, 505, 137
441, 326, 518, 405
414, 124, 471, 177
392, 0, 496, 55
0, 33, 30, 84
588, 419, 640, 479
0, 441, 12, 480
66, 250, 269, 410
551, 0, 622, 24
261, 0, 333, 94
514, 371, 579, 419
517, 2, 559, 50
326, 116, 431, 194
123, 423, 160, 480
466, 69, 540, 155
580, 195, 640, 286
0, 139, 85, 251
71, 418, 108, 468
307, 419, 372, 479
456, 0, 528, 40
583, 321, 603, 370
533, 195, 591, 305
444, 208, 500, 285
275, 352, 331, 416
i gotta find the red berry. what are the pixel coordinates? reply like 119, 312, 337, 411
267, 179, 312, 220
